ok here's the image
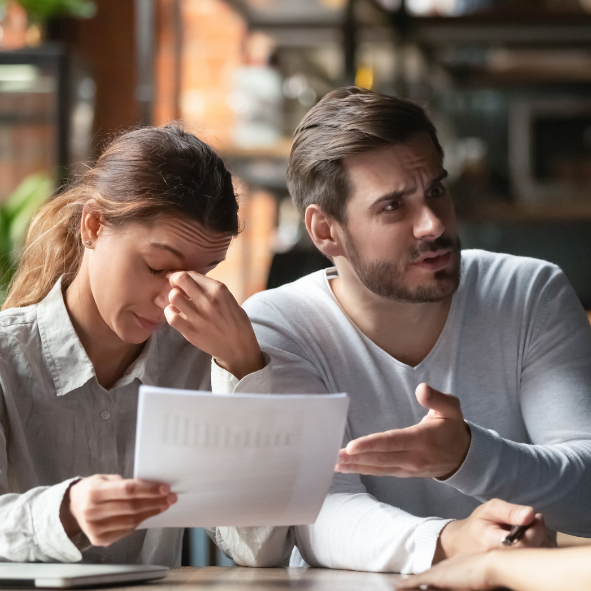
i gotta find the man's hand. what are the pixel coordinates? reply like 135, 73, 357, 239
335, 383, 471, 479
435, 499, 553, 564
61, 475, 177, 547
165, 271, 265, 380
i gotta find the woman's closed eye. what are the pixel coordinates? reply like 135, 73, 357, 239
147, 265, 165, 275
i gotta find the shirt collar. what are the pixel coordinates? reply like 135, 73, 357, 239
37, 278, 160, 396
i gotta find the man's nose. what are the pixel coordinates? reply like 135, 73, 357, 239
413, 203, 445, 242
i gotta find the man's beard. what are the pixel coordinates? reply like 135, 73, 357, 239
343, 231, 462, 303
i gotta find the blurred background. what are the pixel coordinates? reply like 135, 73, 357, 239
1, 0, 591, 566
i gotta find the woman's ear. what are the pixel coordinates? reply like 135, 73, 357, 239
80, 207, 102, 248
305, 204, 346, 259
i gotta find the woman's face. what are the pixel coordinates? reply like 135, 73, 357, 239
87, 217, 232, 344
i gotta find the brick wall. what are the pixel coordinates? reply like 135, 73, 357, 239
59, 0, 138, 151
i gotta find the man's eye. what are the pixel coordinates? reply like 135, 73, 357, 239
430, 185, 445, 198
384, 202, 400, 212
147, 265, 164, 275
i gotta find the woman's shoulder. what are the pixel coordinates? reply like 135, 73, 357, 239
0, 303, 39, 343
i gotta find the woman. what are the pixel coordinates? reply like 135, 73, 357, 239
0, 124, 265, 565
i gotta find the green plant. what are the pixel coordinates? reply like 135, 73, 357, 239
0, 174, 52, 303
12, 0, 96, 21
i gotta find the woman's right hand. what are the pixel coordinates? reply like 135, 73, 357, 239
60, 474, 177, 547
165, 271, 265, 380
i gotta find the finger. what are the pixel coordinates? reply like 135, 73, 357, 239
396, 572, 446, 590
93, 479, 171, 503
94, 474, 123, 482
396, 574, 428, 589
416, 383, 463, 420
515, 514, 548, 548
82, 494, 177, 520
345, 429, 414, 455
479, 498, 535, 527
337, 451, 407, 468
165, 305, 194, 332
170, 271, 223, 302
335, 462, 411, 477
169, 288, 199, 317
86, 507, 168, 546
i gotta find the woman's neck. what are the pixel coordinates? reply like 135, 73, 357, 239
65, 269, 145, 390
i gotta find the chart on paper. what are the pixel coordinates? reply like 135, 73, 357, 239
134, 386, 349, 528
161, 413, 296, 450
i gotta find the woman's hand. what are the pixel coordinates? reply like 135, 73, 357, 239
60, 475, 176, 547
399, 546, 591, 591
165, 271, 265, 380
397, 551, 500, 590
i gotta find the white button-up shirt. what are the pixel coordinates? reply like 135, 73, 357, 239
0, 279, 211, 565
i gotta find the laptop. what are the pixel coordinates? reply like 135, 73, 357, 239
0, 563, 168, 588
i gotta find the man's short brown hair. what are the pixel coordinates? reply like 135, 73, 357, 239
286, 86, 443, 225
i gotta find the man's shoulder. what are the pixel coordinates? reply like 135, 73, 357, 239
243, 269, 332, 319
459, 250, 569, 318
461, 249, 562, 287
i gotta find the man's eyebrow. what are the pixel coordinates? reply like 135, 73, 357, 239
371, 188, 412, 207
428, 169, 449, 187
371, 170, 449, 208
149, 242, 185, 260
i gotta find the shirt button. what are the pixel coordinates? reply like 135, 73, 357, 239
100, 411, 111, 421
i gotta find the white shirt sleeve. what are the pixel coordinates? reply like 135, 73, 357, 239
444, 269, 591, 536
295, 422, 452, 573
211, 348, 452, 573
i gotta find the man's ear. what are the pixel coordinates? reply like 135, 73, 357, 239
305, 204, 346, 259
80, 206, 103, 247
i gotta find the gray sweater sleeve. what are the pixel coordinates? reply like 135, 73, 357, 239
444, 269, 591, 536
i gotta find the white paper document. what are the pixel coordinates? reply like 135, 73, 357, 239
134, 386, 349, 528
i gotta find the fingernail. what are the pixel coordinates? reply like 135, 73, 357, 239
168, 493, 178, 504
519, 508, 531, 521
160, 484, 171, 495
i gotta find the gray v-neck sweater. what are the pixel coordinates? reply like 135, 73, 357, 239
213, 249, 591, 573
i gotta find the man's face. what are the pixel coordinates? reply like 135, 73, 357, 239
339, 133, 461, 303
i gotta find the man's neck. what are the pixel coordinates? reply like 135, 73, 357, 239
330, 262, 453, 368
65, 265, 145, 389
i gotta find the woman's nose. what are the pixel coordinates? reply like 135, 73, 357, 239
154, 285, 170, 310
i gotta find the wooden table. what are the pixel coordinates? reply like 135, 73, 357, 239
113, 567, 405, 591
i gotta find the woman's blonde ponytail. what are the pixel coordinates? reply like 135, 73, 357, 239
2, 190, 85, 310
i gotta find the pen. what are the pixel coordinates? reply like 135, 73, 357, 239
502, 523, 531, 546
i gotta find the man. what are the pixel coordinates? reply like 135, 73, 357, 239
211, 87, 591, 573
